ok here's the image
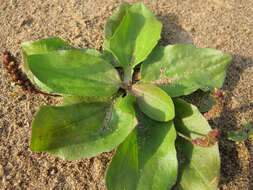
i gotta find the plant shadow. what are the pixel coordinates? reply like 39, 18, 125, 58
157, 12, 252, 188
156, 12, 194, 45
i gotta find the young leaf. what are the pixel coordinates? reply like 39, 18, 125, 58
104, 2, 131, 50
106, 108, 178, 190
107, 2, 162, 76
27, 49, 122, 96
131, 83, 174, 122
173, 98, 220, 190
227, 118, 253, 142
31, 94, 136, 160
227, 131, 248, 142
22, 37, 71, 93
141, 45, 232, 97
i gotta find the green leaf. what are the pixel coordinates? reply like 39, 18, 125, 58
27, 49, 121, 96
106, 129, 139, 190
106, 108, 178, 190
136, 112, 178, 190
131, 83, 174, 122
22, 37, 71, 93
141, 45, 232, 97
173, 98, 220, 190
21, 38, 113, 93
105, 2, 130, 40
31, 94, 136, 160
227, 131, 248, 142
104, 2, 131, 50
227, 118, 252, 142
107, 2, 162, 73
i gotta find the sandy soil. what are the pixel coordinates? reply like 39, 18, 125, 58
0, 0, 252, 189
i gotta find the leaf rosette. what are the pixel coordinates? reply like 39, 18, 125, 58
21, 2, 232, 190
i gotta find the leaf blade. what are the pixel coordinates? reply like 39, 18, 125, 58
136, 111, 178, 190
31, 94, 136, 160
106, 129, 139, 190
106, 108, 178, 190
27, 49, 121, 96
141, 44, 232, 97
22, 37, 71, 92
107, 2, 162, 71
227, 131, 248, 142
173, 98, 220, 190
132, 83, 175, 122
104, 2, 130, 45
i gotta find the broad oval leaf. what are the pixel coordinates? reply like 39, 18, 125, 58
107, 2, 162, 72
141, 44, 232, 97
31, 94, 136, 160
27, 49, 121, 96
173, 98, 220, 190
131, 83, 174, 122
22, 37, 71, 92
106, 108, 178, 190
21, 38, 114, 93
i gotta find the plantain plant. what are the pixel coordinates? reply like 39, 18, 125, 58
21, 2, 232, 190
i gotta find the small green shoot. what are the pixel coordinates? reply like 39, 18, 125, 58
227, 118, 253, 142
